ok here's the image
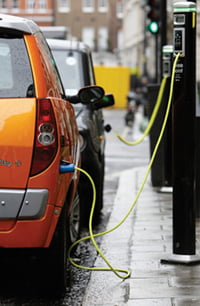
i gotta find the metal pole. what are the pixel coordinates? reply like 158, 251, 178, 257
155, 34, 158, 82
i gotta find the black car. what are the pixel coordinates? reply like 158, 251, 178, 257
47, 39, 114, 226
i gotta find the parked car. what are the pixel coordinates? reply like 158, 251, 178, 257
47, 39, 114, 226
0, 14, 104, 294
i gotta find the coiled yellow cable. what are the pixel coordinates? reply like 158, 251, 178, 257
116, 75, 168, 145
68, 53, 180, 279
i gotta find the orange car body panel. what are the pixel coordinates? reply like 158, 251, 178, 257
0, 205, 56, 248
0, 98, 35, 188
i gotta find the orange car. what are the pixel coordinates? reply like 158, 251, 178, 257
0, 14, 104, 294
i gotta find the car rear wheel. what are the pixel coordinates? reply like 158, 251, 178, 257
37, 191, 80, 296
67, 192, 81, 245
43, 200, 68, 295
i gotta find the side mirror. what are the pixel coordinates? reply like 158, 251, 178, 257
93, 93, 115, 110
66, 85, 105, 104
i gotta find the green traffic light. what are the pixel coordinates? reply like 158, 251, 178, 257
147, 21, 159, 34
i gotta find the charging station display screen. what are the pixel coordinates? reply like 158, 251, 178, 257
175, 31, 182, 50
174, 28, 185, 55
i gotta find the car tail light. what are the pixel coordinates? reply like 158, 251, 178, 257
30, 99, 58, 176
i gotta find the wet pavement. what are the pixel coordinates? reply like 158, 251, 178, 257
82, 109, 200, 305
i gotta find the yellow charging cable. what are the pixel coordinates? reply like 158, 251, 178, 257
69, 166, 131, 278
116, 75, 168, 145
68, 53, 180, 279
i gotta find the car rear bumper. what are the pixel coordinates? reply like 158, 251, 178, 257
0, 189, 63, 248
0, 189, 48, 219
0, 203, 61, 248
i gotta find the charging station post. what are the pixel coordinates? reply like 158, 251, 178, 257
148, 46, 173, 189
161, 1, 200, 264
161, 45, 174, 189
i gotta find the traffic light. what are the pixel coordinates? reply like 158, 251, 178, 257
147, 0, 160, 34
147, 21, 159, 34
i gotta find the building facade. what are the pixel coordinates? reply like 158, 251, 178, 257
122, 0, 147, 76
54, 0, 123, 52
0, 0, 53, 26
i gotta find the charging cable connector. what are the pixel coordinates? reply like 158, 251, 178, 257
59, 161, 75, 173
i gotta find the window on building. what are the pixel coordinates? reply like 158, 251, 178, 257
82, 0, 94, 13
98, 0, 108, 12
0, 0, 7, 10
58, 0, 70, 12
12, 0, 19, 9
38, 0, 47, 10
98, 27, 108, 51
82, 27, 95, 50
116, 1, 123, 19
26, 0, 35, 10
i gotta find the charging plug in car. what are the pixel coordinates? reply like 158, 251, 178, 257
60, 161, 75, 173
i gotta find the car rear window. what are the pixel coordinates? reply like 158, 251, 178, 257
51, 49, 83, 95
0, 34, 34, 98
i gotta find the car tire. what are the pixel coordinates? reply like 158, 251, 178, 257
99, 153, 105, 211
36, 192, 80, 296
44, 200, 68, 295
66, 192, 81, 246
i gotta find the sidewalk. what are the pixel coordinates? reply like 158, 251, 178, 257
83, 166, 200, 306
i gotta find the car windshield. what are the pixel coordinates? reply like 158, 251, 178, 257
51, 49, 82, 96
0, 35, 34, 98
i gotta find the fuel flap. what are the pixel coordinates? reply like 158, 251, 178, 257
0, 99, 36, 188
